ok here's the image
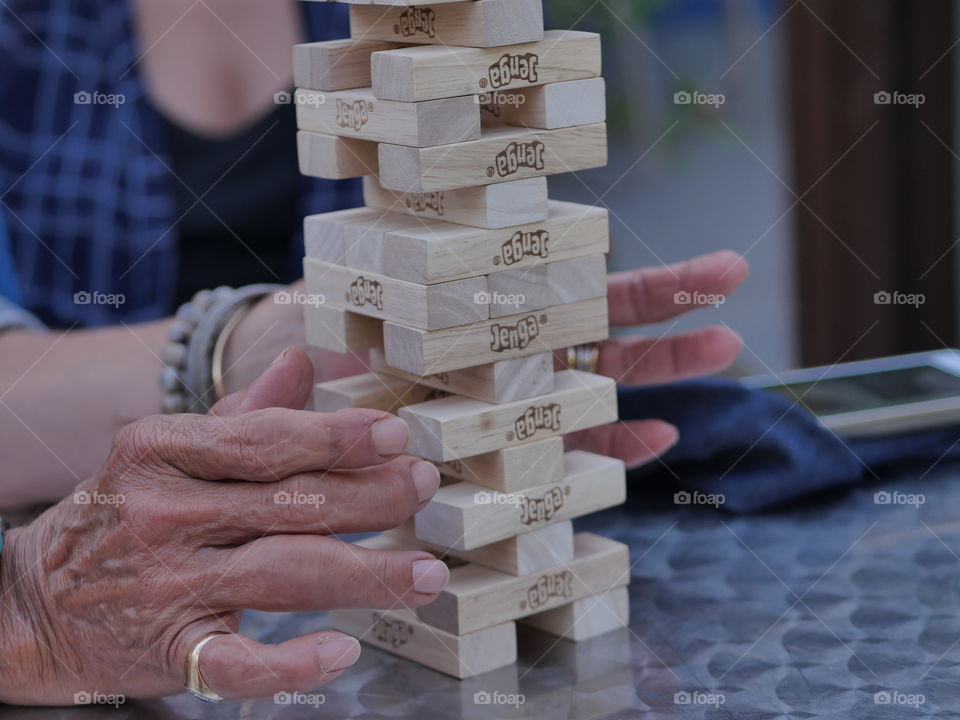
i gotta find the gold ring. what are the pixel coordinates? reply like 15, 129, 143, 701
184, 631, 229, 703
566, 343, 600, 374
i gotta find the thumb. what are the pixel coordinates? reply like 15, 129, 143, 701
210, 347, 315, 416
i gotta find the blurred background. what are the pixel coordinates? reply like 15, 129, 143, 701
550, 0, 957, 374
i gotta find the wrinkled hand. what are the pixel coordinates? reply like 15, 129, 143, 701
0, 349, 445, 704
565, 250, 749, 467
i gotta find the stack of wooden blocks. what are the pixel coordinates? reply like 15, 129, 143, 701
296, 0, 630, 679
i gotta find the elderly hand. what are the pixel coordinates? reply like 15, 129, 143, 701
0, 349, 445, 705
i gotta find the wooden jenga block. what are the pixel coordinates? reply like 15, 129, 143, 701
371, 30, 601, 102
487, 255, 608, 317
349, 0, 543, 48
303, 304, 382, 354
341, 213, 439, 274
327, 608, 516, 678
297, 130, 378, 179
303, 257, 487, 331
293, 38, 402, 92
479, 77, 607, 130
521, 586, 629, 641
341, 199, 608, 285
415, 451, 625, 549
378, 123, 607, 192
435, 437, 565, 492
363, 176, 549, 229
399, 370, 616, 461
304, 207, 385, 262
384, 299, 608, 380
417, 532, 629, 634
312, 372, 448, 413
295, 88, 480, 147
370, 348, 554, 404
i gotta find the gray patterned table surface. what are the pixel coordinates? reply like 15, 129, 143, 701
6, 467, 960, 719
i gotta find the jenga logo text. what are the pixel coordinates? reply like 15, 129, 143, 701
489, 315, 540, 352
492, 140, 545, 178
513, 403, 561, 442
487, 53, 539, 89
348, 276, 383, 310
336, 98, 370, 131
395, 7, 436, 38
404, 191, 445, 216
520, 486, 565, 525
526, 571, 573, 610
370, 613, 413, 648
501, 229, 549, 265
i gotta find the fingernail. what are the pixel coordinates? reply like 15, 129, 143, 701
316, 635, 361, 673
371, 417, 409, 456
412, 461, 440, 505
269, 347, 293, 369
412, 558, 449, 594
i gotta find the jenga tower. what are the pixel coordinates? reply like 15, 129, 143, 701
296, 0, 630, 678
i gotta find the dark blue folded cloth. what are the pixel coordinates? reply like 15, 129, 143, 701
618, 378, 960, 513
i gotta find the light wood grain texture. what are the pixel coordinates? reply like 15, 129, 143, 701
349, 0, 542, 48
312, 372, 448, 413
328, 608, 516, 678
295, 87, 479, 147
294, 38, 402, 91
480, 77, 606, 129
399, 370, 616, 461
369, 347, 554, 404
363, 175, 549, 229
304, 206, 385, 262
378, 123, 607, 192
303, 257, 487, 331
371, 30, 601, 101
521, 586, 628, 641
383, 298, 608, 379
303, 304, 383, 354
417, 532, 629, 634
487, 254, 607, 317
297, 130, 378, 179
415, 451, 626, 549
339, 199, 608, 284
435, 437, 565, 492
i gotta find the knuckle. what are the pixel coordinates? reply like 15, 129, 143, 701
232, 410, 285, 478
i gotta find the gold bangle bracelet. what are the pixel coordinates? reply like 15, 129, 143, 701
210, 304, 253, 403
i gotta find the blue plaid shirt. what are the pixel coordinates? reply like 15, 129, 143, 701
0, 1, 360, 329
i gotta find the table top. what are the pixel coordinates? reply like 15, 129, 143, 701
6, 466, 960, 720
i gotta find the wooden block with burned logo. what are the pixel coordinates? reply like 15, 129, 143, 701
479, 77, 607, 130
297, 130, 378, 180
349, 0, 542, 48
435, 437, 565, 493
398, 370, 616, 461
520, 586, 629, 641
382, 297, 608, 375
378, 123, 607, 192
417, 532, 629, 635
303, 257, 487, 331
371, 30, 601, 102
414, 451, 626, 549
303, 304, 383, 354
312, 372, 449, 413
369, 348, 554, 404
486, 254, 608, 317
294, 38, 403, 92
327, 608, 517, 678
363, 176, 549, 229
295, 88, 479, 147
